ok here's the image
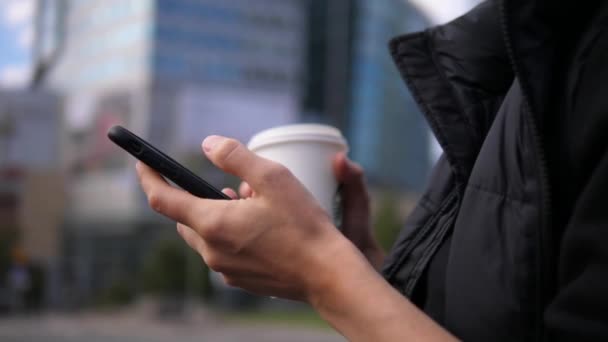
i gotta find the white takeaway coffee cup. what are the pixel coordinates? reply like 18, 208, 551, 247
247, 124, 348, 221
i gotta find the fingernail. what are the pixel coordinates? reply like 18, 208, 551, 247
203, 135, 223, 152
176, 224, 182, 234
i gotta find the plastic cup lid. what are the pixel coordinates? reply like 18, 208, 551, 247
248, 124, 348, 151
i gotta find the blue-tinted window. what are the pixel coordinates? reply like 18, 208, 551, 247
157, 1, 241, 23
156, 25, 241, 52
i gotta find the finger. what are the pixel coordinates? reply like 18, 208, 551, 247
177, 223, 241, 273
331, 155, 370, 218
179, 223, 256, 274
202, 136, 293, 193
136, 162, 209, 227
239, 182, 253, 198
333, 153, 365, 187
222, 188, 238, 200
137, 163, 244, 249
177, 223, 207, 255
332, 152, 349, 183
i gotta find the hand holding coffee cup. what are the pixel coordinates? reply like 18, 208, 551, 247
247, 124, 349, 222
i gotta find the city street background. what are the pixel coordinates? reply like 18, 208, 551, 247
0, 307, 345, 341
0, 0, 480, 340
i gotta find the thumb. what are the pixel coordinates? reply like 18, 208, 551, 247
202, 135, 286, 193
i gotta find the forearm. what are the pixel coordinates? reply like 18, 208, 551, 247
309, 241, 457, 342
361, 241, 386, 271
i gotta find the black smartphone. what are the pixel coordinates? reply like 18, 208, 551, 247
107, 125, 230, 200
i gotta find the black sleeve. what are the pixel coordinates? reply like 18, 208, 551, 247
544, 14, 608, 340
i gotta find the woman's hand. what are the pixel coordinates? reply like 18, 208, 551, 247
332, 153, 385, 269
238, 152, 384, 269
135, 135, 456, 341
135, 135, 364, 301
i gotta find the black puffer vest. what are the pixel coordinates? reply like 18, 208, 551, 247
382, 0, 608, 340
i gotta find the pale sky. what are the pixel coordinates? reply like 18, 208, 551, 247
409, 0, 483, 24
0, 0, 35, 88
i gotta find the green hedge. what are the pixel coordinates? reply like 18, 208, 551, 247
140, 238, 212, 298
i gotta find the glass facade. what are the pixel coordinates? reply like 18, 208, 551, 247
301, 0, 357, 129
49, 0, 153, 90
152, 0, 305, 89
50, 0, 306, 90
349, 0, 431, 192
47, 0, 306, 147
301, 0, 431, 192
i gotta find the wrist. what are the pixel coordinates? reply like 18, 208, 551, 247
302, 225, 457, 341
362, 239, 385, 267
305, 232, 378, 313
306, 239, 457, 341
352, 232, 385, 270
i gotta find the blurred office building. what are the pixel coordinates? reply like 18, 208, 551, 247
45, 0, 304, 146
32, 0, 431, 306
0, 90, 65, 309
302, 0, 431, 192
36, 0, 306, 306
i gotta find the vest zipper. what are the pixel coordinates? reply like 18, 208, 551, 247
499, 1, 555, 341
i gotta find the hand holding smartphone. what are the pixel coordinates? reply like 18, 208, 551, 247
107, 125, 230, 200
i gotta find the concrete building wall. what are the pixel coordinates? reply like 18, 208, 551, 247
18, 170, 66, 262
